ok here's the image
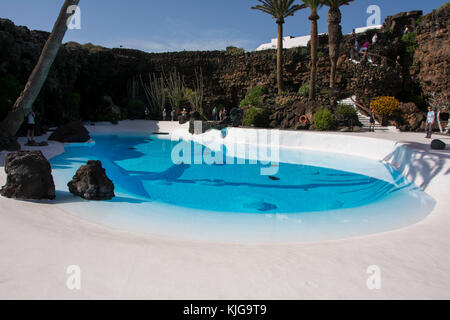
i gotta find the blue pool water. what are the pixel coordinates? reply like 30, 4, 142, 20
49, 133, 435, 242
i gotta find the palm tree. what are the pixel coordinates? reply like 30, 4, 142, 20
0, 0, 81, 136
252, 0, 304, 94
300, 0, 325, 100
324, 0, 354, 90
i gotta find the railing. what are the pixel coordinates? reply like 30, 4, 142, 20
350, 96, 383, 124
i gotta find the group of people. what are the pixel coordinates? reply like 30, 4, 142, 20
161, 108, 177, 121
211, 107, 228, 122
367, 106, 439, 138
160, 106, 229, 122
351, 29, 379, 62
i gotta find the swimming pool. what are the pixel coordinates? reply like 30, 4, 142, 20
49, 132, 435, 242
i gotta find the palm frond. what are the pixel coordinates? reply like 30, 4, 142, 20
251, 0, 304, 20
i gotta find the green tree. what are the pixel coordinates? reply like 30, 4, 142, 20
252, 0, 304, 94
299, 0, 325, 100
0, 0, 81, 136
324, 0, 354, 89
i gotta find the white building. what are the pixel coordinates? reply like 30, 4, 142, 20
255, 25, 382, 51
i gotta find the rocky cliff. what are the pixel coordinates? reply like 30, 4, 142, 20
0, 6, 448, 130
411, 5, 450, 101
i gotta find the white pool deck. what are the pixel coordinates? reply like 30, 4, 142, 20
0, 120, 449, 299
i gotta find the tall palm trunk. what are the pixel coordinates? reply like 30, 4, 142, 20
276, 20, 284, 94
0, 0, 80, 136
309, 11, 319, 100
328, 6, 342, 89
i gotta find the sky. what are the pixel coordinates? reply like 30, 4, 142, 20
0, 0, 446, 52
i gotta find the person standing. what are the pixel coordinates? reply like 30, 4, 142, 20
26, 111, 36, 144
425, 107, 435, 139
170, 109, 175, 121
218, 109, 223, 121
162, 108, 167, 121
360, 40, 370, 61
369, 108, 376, 132
354, 38, 360, 61
212, 106, 218, 121
372, 33, 379, 45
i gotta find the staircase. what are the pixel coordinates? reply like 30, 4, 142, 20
338, 96, 398, 133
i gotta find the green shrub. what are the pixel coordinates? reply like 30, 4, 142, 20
335, 104, 357, 120
243, 107, 270, 128
402, 32, 418, 54
239, 86, 265, 108
298, 83, 317, 97
0, 74, 23, 120
313, 108, 335, 131
275, 95, 296, 108
226, 46, 245, 56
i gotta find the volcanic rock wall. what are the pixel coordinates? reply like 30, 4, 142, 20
0, 6, 448, 128
411, 6, 450, 101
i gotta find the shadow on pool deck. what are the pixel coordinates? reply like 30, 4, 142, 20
384, 142, 449, 190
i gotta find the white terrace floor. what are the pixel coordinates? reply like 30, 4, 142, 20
0, 120, 449, 299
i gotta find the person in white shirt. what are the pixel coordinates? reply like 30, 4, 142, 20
26, 111, 36, 143
425, 107, 435, 139
372, 33, 378, 45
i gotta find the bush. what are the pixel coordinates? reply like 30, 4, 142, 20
402, 32, 418, 55
298, 83, 317, 97
335, 104, 357, 120
226, 46, 245, 56
275, 94, 296, 108
0, 74, 23, 121
239, 86, 265, 108
313, 108, 335, 131
243, 107, 270, 128
370, 96, 400, 116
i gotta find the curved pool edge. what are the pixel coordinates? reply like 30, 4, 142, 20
46, 124, 445, 242
1, 121, 450, 299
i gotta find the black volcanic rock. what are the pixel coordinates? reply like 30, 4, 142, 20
431, 139, 446, 150
0, 151, 55, 200
48, 121, 90, 143
68, 160, 115, 200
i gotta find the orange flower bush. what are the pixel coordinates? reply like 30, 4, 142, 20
370, 96, 400, 116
